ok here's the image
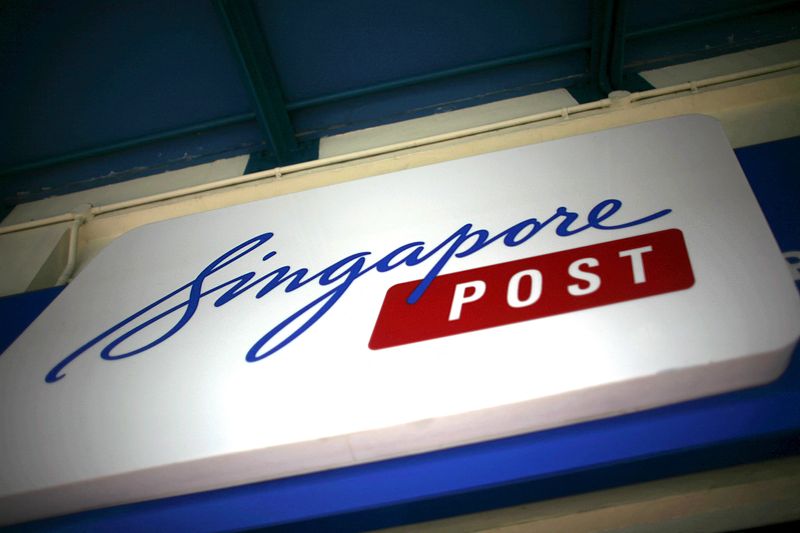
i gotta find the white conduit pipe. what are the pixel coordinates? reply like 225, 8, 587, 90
0, 213, 74, 234
1, 59, 798, 237
84, 99, 609, 217
629, 60, 800, 102
55, 216, 83, 286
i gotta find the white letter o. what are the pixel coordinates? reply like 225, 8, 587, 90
507, 269, 543, 308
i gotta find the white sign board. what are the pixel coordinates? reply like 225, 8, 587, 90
1, 115, 798, 524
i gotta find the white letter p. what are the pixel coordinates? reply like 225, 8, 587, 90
449, 280, 486, 321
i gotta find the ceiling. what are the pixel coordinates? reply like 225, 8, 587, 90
1, 0, 798, 214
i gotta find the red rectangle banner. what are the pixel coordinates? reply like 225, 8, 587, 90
370, 229, 694, 349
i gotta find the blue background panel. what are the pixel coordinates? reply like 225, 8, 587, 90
2, 137, 799, 531
737, 136, 800, 258
0, 286, 64, 355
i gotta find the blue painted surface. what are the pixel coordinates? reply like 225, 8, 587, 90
258, 0, 591, 138
0, 0, 264, 205
623, 1, 800, 73
0, 286, 64, 355
1, 120, 265, 205
0, 1, 251, 166
3, 1, 798, 207
3, 138, 799, 531
736, 136, 800, 259
260, 0, 590, 102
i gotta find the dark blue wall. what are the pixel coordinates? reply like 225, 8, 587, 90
2, 0, 798, 210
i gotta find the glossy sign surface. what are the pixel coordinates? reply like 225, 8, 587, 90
1, 116, 797, 524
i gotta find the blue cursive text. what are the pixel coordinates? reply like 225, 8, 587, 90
45, 199, 670, 383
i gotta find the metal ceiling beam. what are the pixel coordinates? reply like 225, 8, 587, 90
609, 0, 627, 91
568, 0, 615, 103
214, 0, 314, 168
0, 113, 255, 179
608, 0, 800, 92
625, 0, 800, 40
596, 0, 615, 96
606, 0, 651, 93
285, 40, 592, 111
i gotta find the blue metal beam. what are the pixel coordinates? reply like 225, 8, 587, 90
0, 113, 256, 180
610, 0, 799, 92
568, 0, 614, 103
213, 0, 315, 168
625, 0, 800, 40
285, 40, 592, 111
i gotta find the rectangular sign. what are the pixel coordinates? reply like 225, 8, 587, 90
370, 229, 695, 349
1, 115, 798, 525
